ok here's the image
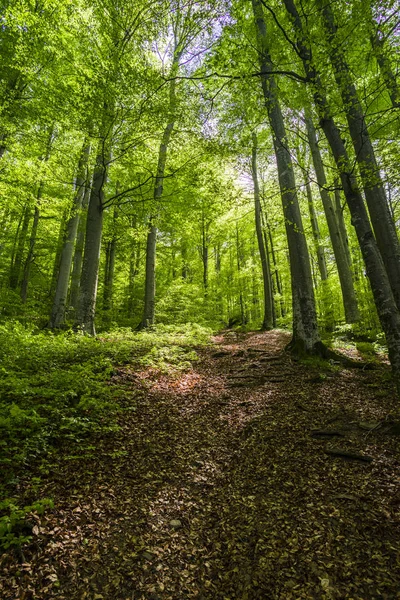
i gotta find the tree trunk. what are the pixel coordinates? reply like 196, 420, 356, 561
50, 142, 91, 327
283, 0, 400, 388
181, 241, 189, 280
49, 211, 68, 298
261, 206, 284, 319
69, 180, 90, 314
127, 235, 141, 317
252, 132, 274, 330
20, 202, 40, 303
318, 0, 400, 310
75, 133, 111, 335
333, 181, 352, 268
201, 210, 209, 294
139, 54, 180, 328
305, 114, 360, 322
236, 223, 246, 326
371, 33, 399, 108
140, 221, 157, 328
215, 243, 221, 275
304, 174, 328, 282
9, 203, 31, 290
367, 3, 400, 108
6, 209, 20, 271
103, 205, 118, 323
20, 126, 54, 303
252, 0, 321, 354
49, 141, 91, 328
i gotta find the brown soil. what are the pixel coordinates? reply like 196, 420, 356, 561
1, 331, 400, 599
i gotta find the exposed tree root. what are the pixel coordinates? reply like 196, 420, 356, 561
286, 336, 376, 369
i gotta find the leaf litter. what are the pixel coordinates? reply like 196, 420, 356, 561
1, 330, 399, 599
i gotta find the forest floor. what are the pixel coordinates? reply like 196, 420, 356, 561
1, 330, 400, 600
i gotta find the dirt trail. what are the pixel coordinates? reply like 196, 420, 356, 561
1, 331, 400, 599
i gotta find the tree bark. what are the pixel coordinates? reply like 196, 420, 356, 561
334, 181, 352, 268
236, 223, 246, 326
139, 54, 180, 328
252, 0, 321, 354
305, 114, 360, 322
261, 204, 285, 319
304, 173, 328, 282
283, 0, 400, 388
252, 132, 274, 330
201, 209, 209, 294
49, 210, 68, 298
75, 128, 111, 335
127, 233, 141, 317
69, 180, 90, 314
49, 140, 91, 328
181, 241, 189, 280
9, 203, 31, 290
20, 202, 40, 304
140, 220, 157, 328
318, 0, 400, 310
20, 125, 55, 303
366, 3, 400, 108
103, 205, 118, 323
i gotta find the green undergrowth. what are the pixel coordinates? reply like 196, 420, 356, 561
0, 321, 212, 494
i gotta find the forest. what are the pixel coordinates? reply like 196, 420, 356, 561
0, 0, 399, 597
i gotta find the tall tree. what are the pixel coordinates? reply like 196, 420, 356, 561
76, 115, 113, 335
252, 132, 274, 330
139, 48, 181, 328
252, 0, 321, 354
304, 113, 360, 323
283, 0, 400, 386
20, 125, 55, 303
317, 0, 400, 310
49, 139, 91, 328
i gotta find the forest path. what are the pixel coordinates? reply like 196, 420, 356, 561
2, 331, 400, 599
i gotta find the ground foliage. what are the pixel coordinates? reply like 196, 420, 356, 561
0, 330, 399, 599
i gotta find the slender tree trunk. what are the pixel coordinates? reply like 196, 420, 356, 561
139, 54, 180, 329
215, 243, 221, 275
262, 226, 277, 326
366, 4, 400, 109
49, 141, 91, 328
283, 0, 400, 388
305, 114, 359, 322
127, 236, 141, 316
333, 181, 352, 268
252, 132, 274, 330
371, 33, 399, 108
201, 210, 209, 294
181, 241, 188, 280
252, 0, 321, 354
7, 210, 21, 275
20, 126, 55, 303
49, 210, 68, 298
304, 174, 328, 281
75, 128, 111, 335
318, 0, 400, 310
9, 203, 31, 289
20, 202, 40, 303
236, 223, 246, 325
0, 135, 7, 160
69, 181, 90, 313
141, 221, 157, 328
103, 205, 118, 323
261, 206, 284, 319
